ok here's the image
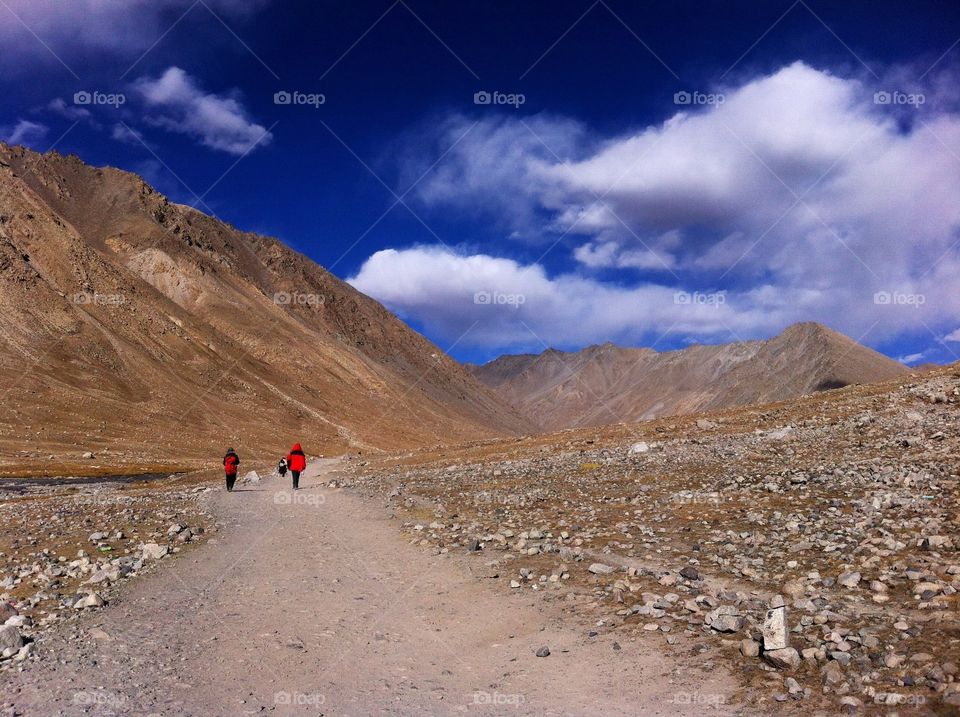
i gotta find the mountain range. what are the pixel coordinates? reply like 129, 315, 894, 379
467, 323, 909, 431
0, 144, 914, 469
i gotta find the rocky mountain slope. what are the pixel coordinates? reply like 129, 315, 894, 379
0, 144, 531, 473
467, 323, 909, 430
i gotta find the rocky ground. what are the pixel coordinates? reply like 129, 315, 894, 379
337, 366, 960, 715
0, 468, 238, 674
2, 461, 734, 717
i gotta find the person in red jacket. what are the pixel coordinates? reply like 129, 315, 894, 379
223, 447, 240, 492
286, 443, 306, 490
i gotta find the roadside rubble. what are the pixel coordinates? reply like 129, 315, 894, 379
0, 478, 215, 672
341, 367, 960, 712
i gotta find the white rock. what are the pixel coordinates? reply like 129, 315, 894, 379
141, 543, 169, 560
762, 605, 789, 651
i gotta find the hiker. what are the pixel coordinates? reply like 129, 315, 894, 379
277, 457, 288, 478
286, 442, 306, 490
223, 447, 240, 492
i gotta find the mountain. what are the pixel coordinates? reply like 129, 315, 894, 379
466, 323, 910, 431
0, 144, 531, 472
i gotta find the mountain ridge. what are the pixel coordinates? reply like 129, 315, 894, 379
467, 322, 910, 431
0, 143, 531, 471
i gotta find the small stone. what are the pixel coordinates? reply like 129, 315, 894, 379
679, 566, 700, 581
837, 571, 861, 588
0, 625, 24, 653
73, 592, 105, 609
588, 563, 615, 575
764, 647, 801, 670
535, 646, 550, 657
740, 639, 760, 657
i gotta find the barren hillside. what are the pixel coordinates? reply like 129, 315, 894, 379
468, 323, 909, 430
0, 144, 531, 474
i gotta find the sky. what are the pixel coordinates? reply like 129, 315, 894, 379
1, 0, 959, 365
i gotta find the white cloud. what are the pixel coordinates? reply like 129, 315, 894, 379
349, 246, 796, 350
402, 62, 960, 345
111, 123, 145, 146
2, 120, 48, 147
47, 98, 93, 122
898, 352, 927, 365
0, 1, 266, 64
944, 329, 960, 343
134, 67, 272, 155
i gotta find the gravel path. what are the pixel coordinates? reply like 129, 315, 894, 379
4, 460, 736, 716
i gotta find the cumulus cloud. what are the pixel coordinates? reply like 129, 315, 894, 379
393, 62, 960, 348
2, 120, 48, 147
0, 0, 267, 65
944, 329, 960, 343
134, 67, 272, 155
349, 246, 799, 350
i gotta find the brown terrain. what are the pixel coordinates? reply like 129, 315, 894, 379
467, 322, 910, 431
1, 362, 957, 715
2, 144, 957, 715
0, 144, 530, 476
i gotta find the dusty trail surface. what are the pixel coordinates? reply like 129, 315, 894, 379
5, 460, 735, 716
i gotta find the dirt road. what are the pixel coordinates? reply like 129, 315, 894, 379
4, 460, 736, 716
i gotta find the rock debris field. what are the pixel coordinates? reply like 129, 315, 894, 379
339, 367, 960, 714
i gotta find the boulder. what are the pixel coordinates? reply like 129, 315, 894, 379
837, 571, 861, 588
707, 606, 744, 632
762, 605, 789, 651
0, 602, 17, 622
588, 563, 615, 575
0, 625, 24, 654
141, 543, 169, 560
73, 592, 105, 609
628, 442, 650, 455
764, 647, 801, 670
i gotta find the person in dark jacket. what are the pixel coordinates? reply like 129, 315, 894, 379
223, 447, 240, 492
277, 457, 288, 478
286, 443, 306, 490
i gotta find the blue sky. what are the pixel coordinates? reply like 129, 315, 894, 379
2, 0, 959, 365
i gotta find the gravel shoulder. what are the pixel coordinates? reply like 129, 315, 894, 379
4, 459, 737, 716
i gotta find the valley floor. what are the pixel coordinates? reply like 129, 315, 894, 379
2, 460, 735, 716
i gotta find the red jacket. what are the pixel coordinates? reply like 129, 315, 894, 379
223, 451, 239, 476
287, 443, 306, 472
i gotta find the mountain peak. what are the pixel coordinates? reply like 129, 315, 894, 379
469, 324, 908, 430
